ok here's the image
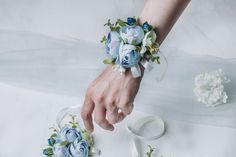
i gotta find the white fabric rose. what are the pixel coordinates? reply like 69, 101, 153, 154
142, 30, 157, 47
140, 30, 157, 55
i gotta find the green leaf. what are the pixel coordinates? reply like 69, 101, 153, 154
49, 127, 58, 133
104, 19, 112, 27
151, 43, 159, 52
100, 35, 107, 43
72, 125, 77, 128
60, 141, 70, 146
43, 148, 54, 156
146, 145, 155, 157
146, 42, 159, 54
136, 46, 141, 52
69, 114, 79, 128
110, 26, 116, 31
116, 19, 127, 27
81, 130, 94, 146
104, 19, 120, 31
103, 58, 115, 64
50, 133, 57, 138
150, 56, 160, 64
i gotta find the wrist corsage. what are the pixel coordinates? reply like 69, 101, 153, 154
101, 17, 160, 78
42, 115, 100, 157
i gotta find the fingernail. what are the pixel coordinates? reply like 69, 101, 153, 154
109, 126, 114, 131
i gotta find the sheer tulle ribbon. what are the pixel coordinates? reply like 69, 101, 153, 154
126, 116, 165, 157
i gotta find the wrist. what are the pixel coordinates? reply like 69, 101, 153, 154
139, 63, 145, 77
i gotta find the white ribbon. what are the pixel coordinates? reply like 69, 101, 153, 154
126, 116, 165, 157
130, 137, 141, 157
56, 105, 81, 129
130, 59, 154, 78
114, 53, 165, 78
131, 64, 141, 78
57, 105, 165, 157
140, 59, 154, 71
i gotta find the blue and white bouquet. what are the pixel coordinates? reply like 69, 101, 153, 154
42, 115, 99, 157
101, 17, 160, 77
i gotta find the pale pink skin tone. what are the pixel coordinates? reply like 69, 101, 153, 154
81, 0, 190, 132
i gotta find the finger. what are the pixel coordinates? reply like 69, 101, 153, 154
107, 108, 126, 124
94, 105, 114, 131
107, 107, 119, 124
118, 103, 134, 116
117, 111, 126, 123
81, 95, 95, 132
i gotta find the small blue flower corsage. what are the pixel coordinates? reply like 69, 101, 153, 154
101, 17, 160, 78
42, 115, 100, 157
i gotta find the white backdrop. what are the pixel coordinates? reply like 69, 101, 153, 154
1, 1, 236, 157
0, 0, 236, 58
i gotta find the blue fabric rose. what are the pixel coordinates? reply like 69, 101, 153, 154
69, 138, 89, 157
60, 126, 82, 143
106, 31, 121, 59
117, 44, 140, 68
54, 135, 62, 143
53, 143, 69, 157
120, 25, 144, 45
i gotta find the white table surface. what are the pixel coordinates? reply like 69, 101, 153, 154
0, 83, 236, 157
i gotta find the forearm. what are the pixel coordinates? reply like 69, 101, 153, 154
139, 0, 190, 44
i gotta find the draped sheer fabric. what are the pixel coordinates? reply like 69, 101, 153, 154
0, 31, 236, 128
0, 0, 236, 57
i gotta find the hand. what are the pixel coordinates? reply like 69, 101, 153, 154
81, 65, 144, 132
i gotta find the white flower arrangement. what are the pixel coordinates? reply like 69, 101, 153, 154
101, 17, 160, 78
194, 69, 230, 107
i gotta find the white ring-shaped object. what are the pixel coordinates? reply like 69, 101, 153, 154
126, 116, 165, 141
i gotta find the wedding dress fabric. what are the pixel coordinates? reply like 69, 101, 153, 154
0, 31, 235, 128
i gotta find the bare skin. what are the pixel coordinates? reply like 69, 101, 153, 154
81, 65, 144, 131
81, 0, 190, 132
